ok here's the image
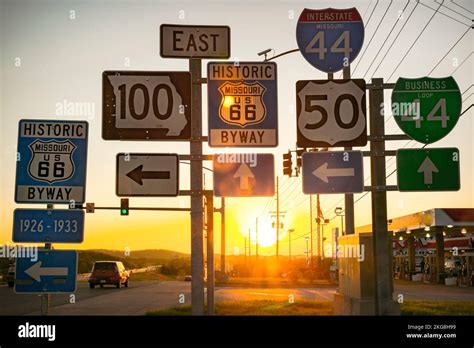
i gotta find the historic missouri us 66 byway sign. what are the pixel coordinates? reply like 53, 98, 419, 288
15, 120, 88, 204
208, 62, 278, 147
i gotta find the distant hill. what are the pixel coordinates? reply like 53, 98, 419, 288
77, 249, 189, 274
93, 249, 189, 260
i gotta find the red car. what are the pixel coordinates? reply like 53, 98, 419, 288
89, 261, 129, 289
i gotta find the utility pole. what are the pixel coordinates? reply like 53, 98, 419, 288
205, 193, 214, 315
220, 197, 225, 274
189, 58, 204, 315
248, 228, 251, 257
309, 194, 313, 268
255, 217, 259, 258
276, 176, 279, 259
343, 65, 355, 236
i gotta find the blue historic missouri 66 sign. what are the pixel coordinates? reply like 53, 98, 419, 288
208, 62, 278, 147
15, 120, 88, 204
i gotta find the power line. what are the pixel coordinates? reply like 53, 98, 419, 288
452, 52, 473, 75
427, 26, 472, 75
362, 0, 411, 79
370, 1, 420, 79
418, 0, 472, 26
387, 0, 445, 82
352, 1, 394, 76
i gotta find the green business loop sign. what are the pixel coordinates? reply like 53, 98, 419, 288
391, 76, 462, 144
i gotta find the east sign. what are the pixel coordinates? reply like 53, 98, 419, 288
160, 24, 230, 59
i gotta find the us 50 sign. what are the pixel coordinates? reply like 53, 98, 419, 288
296, 79, 367, 148
102, 71, 191, 140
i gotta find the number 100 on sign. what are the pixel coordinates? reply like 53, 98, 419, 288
102, 71, 192, 141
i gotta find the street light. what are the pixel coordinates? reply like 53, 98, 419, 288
335, 207, 344, 235
288, 228, 294, 262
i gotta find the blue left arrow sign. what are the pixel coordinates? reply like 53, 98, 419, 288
15, 250, 77, 293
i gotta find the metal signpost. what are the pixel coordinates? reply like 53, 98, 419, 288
213, 154, 275, 197
397, 148, 460, 191
15, 119, 88, 204
296, 8, 364, 73
13, 209, 84, 243
296, 79, 367, 148
116, 153, 179, 196
15, 250, 77, 294
302, 151, 363, 194
102, 71, 192, 140
391, 76, 462, 144
207, 62, 278, 147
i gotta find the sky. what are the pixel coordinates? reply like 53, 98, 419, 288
0, 0, 473, 257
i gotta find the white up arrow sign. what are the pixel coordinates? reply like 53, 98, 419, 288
417, 156, 439, 184
25, 261, 69, 282
312, 162, 355, 183
233, 163, 255, 190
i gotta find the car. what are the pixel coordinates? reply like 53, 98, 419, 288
88, 261, 129, 289
6, 262, 15, 288
184, 275, 192, 281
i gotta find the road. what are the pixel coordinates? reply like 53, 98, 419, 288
1, 281, 473, 315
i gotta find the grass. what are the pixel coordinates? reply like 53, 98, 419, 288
400, 301, 474, 316
147, 300, 334, 316
147, 300, 474, 316
129, 271, 173, 282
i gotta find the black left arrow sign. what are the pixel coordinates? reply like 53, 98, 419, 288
126, 165, 171, 186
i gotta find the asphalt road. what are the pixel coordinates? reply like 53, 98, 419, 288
1, 281, 473, 315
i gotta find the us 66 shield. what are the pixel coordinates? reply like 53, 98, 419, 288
102, 71, 191, 141
296, 79, 367, 148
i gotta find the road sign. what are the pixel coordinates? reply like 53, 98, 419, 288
302, 151, 363, 194
397, 148, 460, 191
116, 153, 179, 196
160, 24, 230, 59
213, 154, 274, 197
15, 120, 88, 204
13, 209, 84, 243
391, 76, 462, 144
296, 8, 364, 73
208, 62, 278, 147
296, 79, 367, 147
102, 71, 191, 140
15, 250, 77, 293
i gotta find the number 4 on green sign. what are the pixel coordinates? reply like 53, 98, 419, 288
402, 98, 449, 128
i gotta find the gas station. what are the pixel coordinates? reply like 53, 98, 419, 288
357, 208, 474, 286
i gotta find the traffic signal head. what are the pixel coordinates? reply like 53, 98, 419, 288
120, 198, 129, 216
283, 151, 292, 177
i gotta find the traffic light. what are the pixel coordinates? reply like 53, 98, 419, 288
120, 198, 129, 216
296, 148, 306, 169
283, 151, 292, 177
